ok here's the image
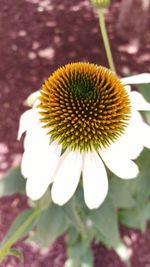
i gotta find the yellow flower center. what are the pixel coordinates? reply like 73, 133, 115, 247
39, 62, 131, 152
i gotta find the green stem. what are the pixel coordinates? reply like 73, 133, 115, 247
62, 200, 87, 240
72, 207, 87, 240
0, 208, 40, 263
98, 9, 116, 72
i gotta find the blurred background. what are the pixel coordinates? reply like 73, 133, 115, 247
0, 0, 150, 266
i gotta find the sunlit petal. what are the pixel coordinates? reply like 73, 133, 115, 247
23, 123, 49, 152
101, 111, 143, 161
121, 73, 150, 85
100, 150, 139, 179
25, 90, 40, 107
25, 141, 61, 200
130, 91, 150, 111
82, 152, 108, 209
51, 150, 82, 205
17, 108, 40, 140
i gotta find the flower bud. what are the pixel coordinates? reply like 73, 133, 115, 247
90, 0, 110, 9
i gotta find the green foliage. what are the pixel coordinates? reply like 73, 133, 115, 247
118, 148, 150, 231
33, 203, 69, 247
65, 234, 93, 267
0, 166, 26, 196
62, 198, 87, 236
2, 209, 38, 245
137, 84, 150, 123
133, 148, 150, 201
119, 202, 150, 231
87, 197, 120, 248
0, 208, 39, 263
6, 248, 24, 263
137, 84, 150, 101
109, 177, 135, 208
36, 188, 52, 211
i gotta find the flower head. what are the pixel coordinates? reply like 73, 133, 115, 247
39, 63, 130, 151
18, 63, 150, 209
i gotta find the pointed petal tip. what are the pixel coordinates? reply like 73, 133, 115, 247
17, 108, 40, 141
17, 131, 22, 141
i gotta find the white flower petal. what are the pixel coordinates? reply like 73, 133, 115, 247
17, 108, 40, 140
51, 150, 82, 205
25, 140, 61, 200
23, 123, 49, 152
102, 111, 144, 160
82, 152, 108, 209
100, 150, 139, 179
130, 91, 150, 111
121, 73, 150, 85
25, 91, 40, 107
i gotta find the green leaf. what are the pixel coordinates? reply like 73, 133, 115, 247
132, 148, 150, 202
67, 227, 79, 246
119, 209, 140, 229
88, 197, 120, 247
119, 202, 150, 232
34, 203, 68, 247
62, 199, 86, 237
36, 188, 51, 211
137, 84, 150, 123
139, 202, 150, 231
109, 177, 135, 208
0, 166, 26, 196
7, 248, 24, 262
137, 84, 150, 101
66, 240, 93, 267
2, 209, 37, 245
137, 83, 150, 123
143, 110, 150, 124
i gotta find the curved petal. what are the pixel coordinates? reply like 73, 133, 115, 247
25, 91, 40, 107
121, 73, 150, 85
100, 150, 139, 179
17, 108, 40, 140
82, 152, 108, 209
23, 123, 50, 152
25, 140, 62, 200
130, 91, 150, 111
51, 150, 82, 206
102, 111, 144, 161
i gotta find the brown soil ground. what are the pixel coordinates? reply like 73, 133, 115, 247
0, 0, 150, 266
